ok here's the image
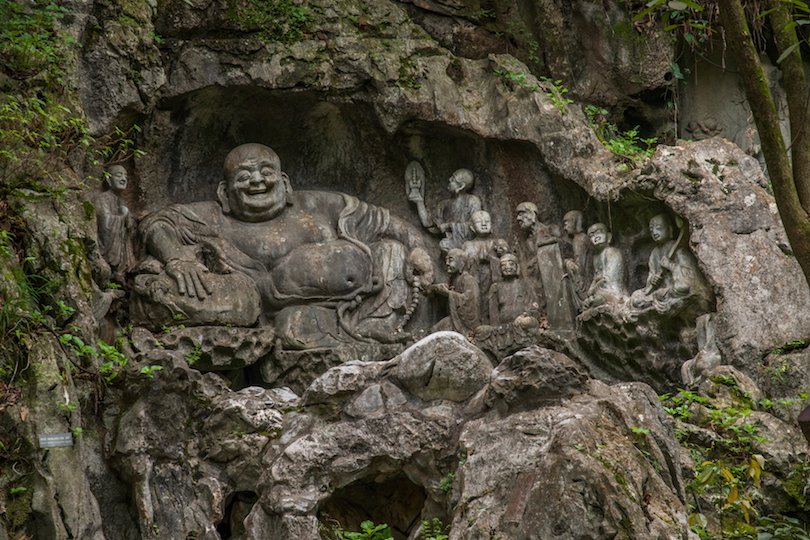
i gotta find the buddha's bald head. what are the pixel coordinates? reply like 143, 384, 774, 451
218, 143, 292, 222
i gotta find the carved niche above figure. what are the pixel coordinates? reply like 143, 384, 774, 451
131, 144, 434, 360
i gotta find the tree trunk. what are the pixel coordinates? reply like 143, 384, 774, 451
767, 0, 810, 213
717, 0, 810, 288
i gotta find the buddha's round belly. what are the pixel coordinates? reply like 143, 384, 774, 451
268, 240, 372, 303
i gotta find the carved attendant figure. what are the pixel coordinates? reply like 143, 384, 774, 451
133, 143, 431, 348
630, 213, 711, 314
515, 202, 575, 329
409, 167, 482, 252
516, 202, 558, 250
96, 164, 135, 283
462, 210, 502, 319
431, 248, 480, 334
582, 223, 626, 308
561, 210, 591, 296
515, 202, 546, 302
488, 254, 539, 325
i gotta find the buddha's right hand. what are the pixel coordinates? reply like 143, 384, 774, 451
165, 259, 213, 299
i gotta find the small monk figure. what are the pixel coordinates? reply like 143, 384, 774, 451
430, 248, 480, 334
462, 210, 506, 320
96, 164, 135, 283
488, 254, 539, 325
582, 222, 626, 309
409, 168, 483, 252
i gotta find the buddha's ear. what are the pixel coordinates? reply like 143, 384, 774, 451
282, 172, 294, 204
217, 181, 231, 214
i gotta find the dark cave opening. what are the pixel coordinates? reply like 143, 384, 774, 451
215, 490, 257, 539
318, 474, 427, 540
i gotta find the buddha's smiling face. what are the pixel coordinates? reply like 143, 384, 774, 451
220, 144, 290, 222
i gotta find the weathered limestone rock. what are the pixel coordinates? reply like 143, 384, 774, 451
635, 140, 810, 366
391, 331, 492, 402
131, 325, 275, 371
486, 346, 589, 413
455, 380, 691, 539
6, 0, 810, 538
15, 336, 106, 540
111, 356, 287, 539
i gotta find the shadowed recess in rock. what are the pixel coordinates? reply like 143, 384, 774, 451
318, 475, 427, 540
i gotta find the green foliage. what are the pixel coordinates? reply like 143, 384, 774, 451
632, 0, 716, 48
689, 453, 764, 532
0, 0, 71, 80
59, 333, 129, 383
0, 0, 90, 191
57, 401, 77, 413
420, 518, 450, 540
398, 58, 422, 90
185, 341, 202, 366
782, 458, 810, 511
782, 460, 810, 511
330, 520, 394, 540
661, 387, 810, 538
493, 67, 539, 92
470, 8, 496, 21
92, 124, 146, 169
228, 0, 311, 44
139, 365, 163, 379
539, 77, 574, 113
439, 471, 455, 493
4, 481, 33, 530
0, 0, 146, 196
584, 104, 657, 162
754, 515, 810, 540
0, 230, 59, 383
659, 389, 708, 421
770, 338, 809, 355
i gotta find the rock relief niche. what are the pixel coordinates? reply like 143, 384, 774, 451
572, 207, 715, 385
679, 48, 790, 167
113, 88, 717, 392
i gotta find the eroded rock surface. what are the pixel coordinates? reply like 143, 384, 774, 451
4, 0, 810, 538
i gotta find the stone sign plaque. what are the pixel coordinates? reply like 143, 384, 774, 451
38, 432, 74, 448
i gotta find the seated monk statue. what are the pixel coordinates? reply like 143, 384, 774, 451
131, 143, 432, 349
488, 253, 539, 325
581, 222, 626, 309
629, 213, 711, 315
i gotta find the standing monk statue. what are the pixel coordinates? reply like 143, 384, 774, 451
96, 164, 135, 283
